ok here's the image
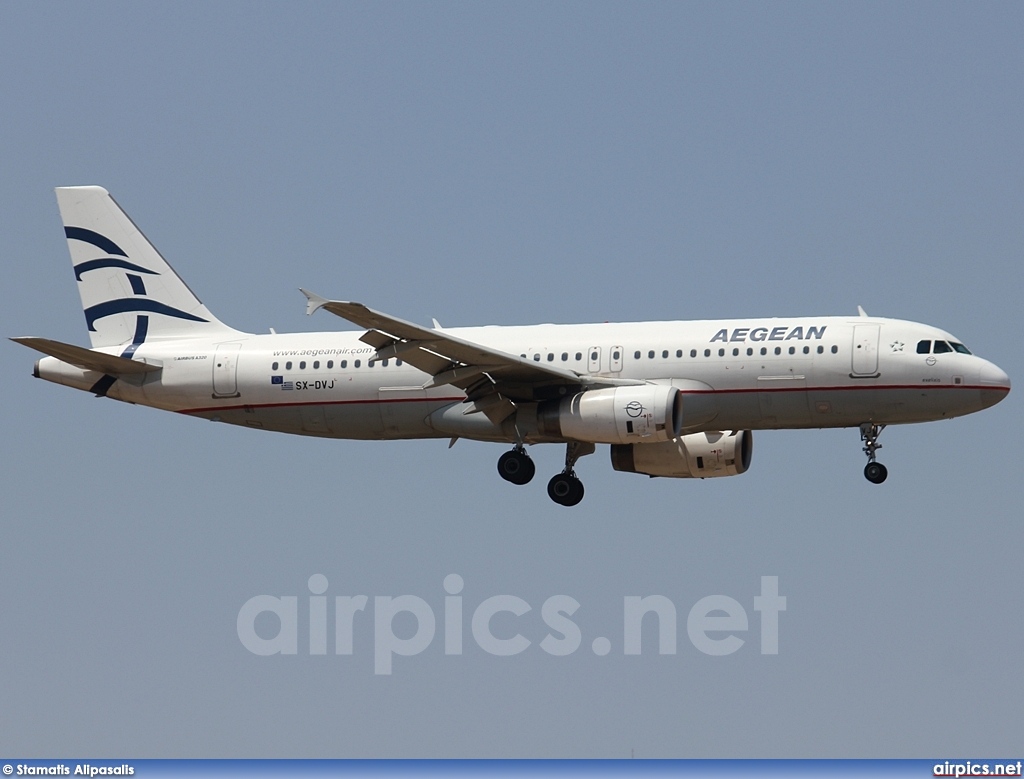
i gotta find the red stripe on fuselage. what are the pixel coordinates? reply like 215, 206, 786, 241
178, 395, 465, 415
175, 384, 1007, 416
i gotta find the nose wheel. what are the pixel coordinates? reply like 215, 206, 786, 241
864, 461, 888, 484
497, 446, 535, 485
860, 423, 888, 484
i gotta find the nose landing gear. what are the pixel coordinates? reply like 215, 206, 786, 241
860, 423, 888, 484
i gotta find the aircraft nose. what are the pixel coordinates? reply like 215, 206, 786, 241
978, 360, 1010, 408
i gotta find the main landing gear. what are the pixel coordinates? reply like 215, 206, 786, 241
497, 441, 595, 506
860, 423, 888, 484
547, 441, 594, 507
497, 445, 535, 485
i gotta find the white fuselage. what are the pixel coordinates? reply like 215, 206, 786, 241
36, 314, 1010, 443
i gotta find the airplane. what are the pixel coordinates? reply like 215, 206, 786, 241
13, 186, 1011, 506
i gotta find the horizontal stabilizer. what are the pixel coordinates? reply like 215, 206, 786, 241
10, 337, 161, 375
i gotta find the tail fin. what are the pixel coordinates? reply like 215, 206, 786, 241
56, 186, 240, 348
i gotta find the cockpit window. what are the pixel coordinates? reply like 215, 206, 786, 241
933, 341, 952, 354
951, 342, 972, 355
916, 340, 931, 354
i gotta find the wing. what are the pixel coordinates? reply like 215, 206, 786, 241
300, 291, 639, 418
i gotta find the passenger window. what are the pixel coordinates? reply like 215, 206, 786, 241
774, 347, 781, 355
803, 346, 809, 354
648, 350, 655, 359
760, 347, 767, 356
634, 351, 641, 360
718, 348, 725, 357
704, 349, 711, 357
562, 352, 569, 361
396, 359, 403, 366
690, 349, 697, 358
341, 360, 348, 368
327, 360, 333, 369
547, 353, 554, 362
367, 360, 374, 368
676, 349, 682, 358
817, 346, 823, 354
662, 350, 669, 359
831, 345, 838, 354
746, 348, 753, 356
575, 352, 582, 361
590, 351, 598, 361
917, 340, 931, 354
382, 359, 389, 367
533, 354, 540, 362
313, 361, 320, 369
272, 362, 279, 371
354, 360, 361, 368
933, 341, 952, 354
788, 346, 795, 355
299, 361, 306, 369
732, 348, 739, 356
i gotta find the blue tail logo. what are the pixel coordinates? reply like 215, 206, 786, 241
66, 226, 210, 332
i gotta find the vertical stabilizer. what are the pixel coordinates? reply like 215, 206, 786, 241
55, 186, 240, 348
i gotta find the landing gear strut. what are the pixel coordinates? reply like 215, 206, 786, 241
547, 441, 595, 506
497, 445, 535, 485
860, 423, 888, 484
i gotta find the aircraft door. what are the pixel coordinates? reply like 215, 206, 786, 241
851, 325, 881, 377
610, 346, 623, 373
588, 346, 602, 373
212, 343, 242, 397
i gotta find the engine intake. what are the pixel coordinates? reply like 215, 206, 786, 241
611, 430, 753, 478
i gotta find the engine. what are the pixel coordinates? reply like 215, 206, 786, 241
610, 430, 753, 478
538, 385, 683, 445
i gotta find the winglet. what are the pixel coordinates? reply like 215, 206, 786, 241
432, 318, 443, 330
299, 288, 330, 317
857, 305, 869, 318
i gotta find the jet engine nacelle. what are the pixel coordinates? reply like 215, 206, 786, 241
539, 385, 683, 445
610, 430, 753, 478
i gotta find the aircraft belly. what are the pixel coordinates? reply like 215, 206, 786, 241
200, 400, 442, 440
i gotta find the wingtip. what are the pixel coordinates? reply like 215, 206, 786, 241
299, 288, 329, 316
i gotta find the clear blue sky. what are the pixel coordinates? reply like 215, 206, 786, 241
1, 1, 1021, 757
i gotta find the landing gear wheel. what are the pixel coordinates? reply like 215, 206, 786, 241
864, 462, 888, 484
497, 449, 535, 485
547, 473, 585, 506
859, 423, 888, 484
